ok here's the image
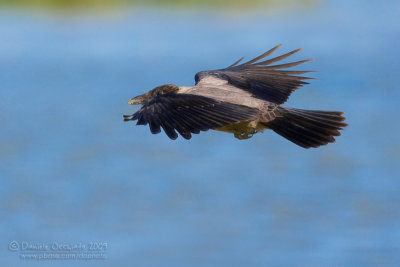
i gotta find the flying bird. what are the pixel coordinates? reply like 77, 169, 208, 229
124, 45, 347, 148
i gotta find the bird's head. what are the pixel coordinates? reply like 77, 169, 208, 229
128, 84, 179, 105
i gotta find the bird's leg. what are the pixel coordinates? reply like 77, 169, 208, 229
234, 132, 252, 140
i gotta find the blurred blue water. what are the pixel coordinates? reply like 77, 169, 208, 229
1, 1, 400, 266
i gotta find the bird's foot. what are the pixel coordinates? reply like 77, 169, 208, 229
234, 132, 253, 140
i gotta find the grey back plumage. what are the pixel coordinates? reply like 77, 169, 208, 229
194, 44, 314, 104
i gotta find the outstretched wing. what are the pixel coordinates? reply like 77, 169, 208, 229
194, 45, 315, 105
123, 94, 260, 140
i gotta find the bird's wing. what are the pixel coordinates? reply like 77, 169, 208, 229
124, 93, 260, 140
194, 45, 315, 105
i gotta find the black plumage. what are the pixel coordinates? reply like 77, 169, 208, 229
124, 94, 259, 140
194, 45, 314, 104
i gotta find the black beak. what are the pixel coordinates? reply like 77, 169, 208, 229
128, 94, 147, 105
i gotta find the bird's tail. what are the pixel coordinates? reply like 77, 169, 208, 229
264, 107, 348, 148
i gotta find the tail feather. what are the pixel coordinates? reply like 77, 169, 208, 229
265, 107, 348, 148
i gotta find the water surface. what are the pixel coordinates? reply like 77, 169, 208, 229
1, 1, 400, 266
